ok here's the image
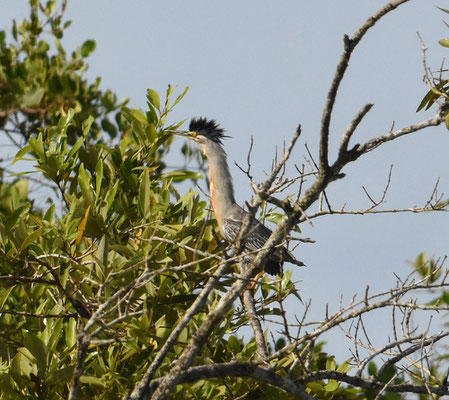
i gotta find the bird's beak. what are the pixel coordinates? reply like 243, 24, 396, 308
168, 130, 198, 139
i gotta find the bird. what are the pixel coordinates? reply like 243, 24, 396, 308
174, 117, 296, 276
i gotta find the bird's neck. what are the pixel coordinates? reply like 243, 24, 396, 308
206, 145, 235, 227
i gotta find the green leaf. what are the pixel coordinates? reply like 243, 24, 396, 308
154, 224, 178, 235
47, 365, 75, 384
82, 115, 95, 136
11, 351, 33, 378
6, 204, 31, 231
337, 358, 353, 373
166, 119, 187, 132
138, 168, 150, 218
44, 204, 55, 223
79, 375, 106, 387
67, 136, 85, 160
438, 291, 449, 304
45, 319, 63, 352
161, 170, 203, 182
65, 318, 77, 349
12, 145, 31, 164
75, 205, 90, 246
95, 159, 103, 199
96, 235, 109, 276
172, 86, 189, 108
147, 88, 161, 110
124, 107, 148, 124
0, 286, 15, 310
78, 163, 94, 204
326, 357, 336, 371
227, 336, 241, 353
12, 20, 17, 41
20, 227, 46, 253
155, 314, 173, 339
379, 365, 396, 383
8, 170, 35, 177
47, 1, 56, 13
111, 244, 136, 258
105, 180, 119, 213
81, 39, 96, 57
28, 135, 45, 158
23, 332, 47, 378
324, 380, 339, 392
20, 87, 45, 108
368, 362, 377, 376
146, 103, 158, 124
101, 117, 117, 137
439, 38, 449, 48
275, 337, 286, 350
416, 89, 439, 112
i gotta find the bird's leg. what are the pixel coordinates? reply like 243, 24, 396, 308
240, 255, 265, 293
246, 270, 264, 292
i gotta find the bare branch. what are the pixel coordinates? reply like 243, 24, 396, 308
242, 289, 269, 361
138, 362, 317, 400
320, 0, 411, 171
338, 103, 374, 159
354, 112, 444, 156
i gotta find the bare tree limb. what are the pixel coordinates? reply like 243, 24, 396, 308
242, 289, 269, 362
320, 0, 411, 171
131, 360, 449, 399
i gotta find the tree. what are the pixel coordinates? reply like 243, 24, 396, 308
0, 1, 448, 399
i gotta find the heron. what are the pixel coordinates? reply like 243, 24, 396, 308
174, 117, 297, 276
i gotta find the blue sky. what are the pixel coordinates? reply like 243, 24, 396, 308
2, 0, 449, 359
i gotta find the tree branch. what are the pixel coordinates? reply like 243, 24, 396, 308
141, 362, 316, 400
320, 0, 411, 172
126, 260, 232, 400
127, 360, 449, 399
242, 289, 269, 362
297, 370, 449, 396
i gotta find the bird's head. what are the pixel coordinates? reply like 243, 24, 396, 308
171, 117, 229, 147
188, 117, 229, 145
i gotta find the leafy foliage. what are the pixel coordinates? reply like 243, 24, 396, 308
0, 90, 213, 398
416, 7, 449, 128
0, 2, 448, 400
0, 85, 314, 399
0, 0, 123, 150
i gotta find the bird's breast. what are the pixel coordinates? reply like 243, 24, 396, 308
209, 175, 223, 227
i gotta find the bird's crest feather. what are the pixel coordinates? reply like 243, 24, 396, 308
189, 117, 229, 144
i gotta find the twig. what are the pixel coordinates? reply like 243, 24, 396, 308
242, 289, 269, 362
320, 0, 411, 171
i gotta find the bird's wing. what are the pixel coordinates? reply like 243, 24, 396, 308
222, 204, 294, 263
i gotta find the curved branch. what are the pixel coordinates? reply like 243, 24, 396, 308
143, 362, 316, 400
320, 0, 411, 171
242, 289, 269, 361
128, 360, 449, 399
302, 205, 449, 222
297, 370, 449, 396
268, 281, 449, 362
375, 331, 448, 380
337, 103, 374, 160
352, 112, 443, 156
